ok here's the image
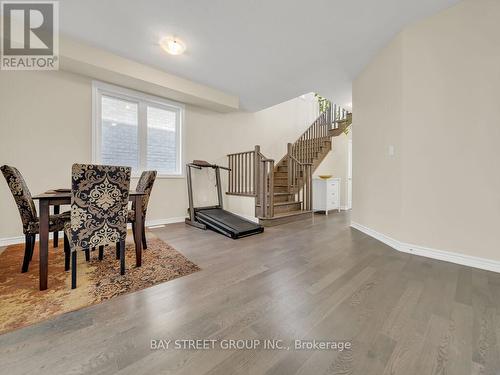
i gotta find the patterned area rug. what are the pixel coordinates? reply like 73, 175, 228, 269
0, 233, 200, 335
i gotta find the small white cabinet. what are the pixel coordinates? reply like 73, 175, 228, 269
313, 177, 341, 214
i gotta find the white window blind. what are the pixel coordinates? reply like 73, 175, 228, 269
93, 82, 184, 177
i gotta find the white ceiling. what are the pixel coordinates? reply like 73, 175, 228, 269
59, 0, 460, 111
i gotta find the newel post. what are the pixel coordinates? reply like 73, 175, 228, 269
254, 145, 261, 216
260, 160, 267, 218
269, 160, 274, 218
254, 145, 260, 195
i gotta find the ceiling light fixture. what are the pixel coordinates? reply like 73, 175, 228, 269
159, 37, 186, 55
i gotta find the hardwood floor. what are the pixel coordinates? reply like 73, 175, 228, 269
1, 211, 500, 374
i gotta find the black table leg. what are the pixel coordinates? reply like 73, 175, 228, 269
134, 196, 142, 267
39, 200, 50, 290
53, 205, 60, 247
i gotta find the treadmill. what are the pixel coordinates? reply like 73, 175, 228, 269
185, 160, 264, 239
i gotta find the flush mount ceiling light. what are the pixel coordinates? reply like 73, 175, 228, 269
159, 37, 186, 55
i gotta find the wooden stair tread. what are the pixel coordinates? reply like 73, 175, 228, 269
257, 200, 301, 207
258, 210, 313, 226
266, 210, 312, 219
273, 200, 301, 206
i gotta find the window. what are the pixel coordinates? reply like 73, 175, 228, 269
92, 81, 184, 177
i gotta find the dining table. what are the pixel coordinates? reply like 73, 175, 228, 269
33, 190, 145, 291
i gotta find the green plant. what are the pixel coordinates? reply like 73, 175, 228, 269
314, 93, 331, 113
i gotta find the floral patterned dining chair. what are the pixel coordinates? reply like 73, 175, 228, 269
64, 164, 131, 289
1, 165, 70, 273
127, 170, 157, 251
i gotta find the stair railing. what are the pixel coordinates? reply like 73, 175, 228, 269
292, 107, 331, 164
330, 103, 349, 128
227, 148, 257, 197
226, 100, 350, 219
227, 145, 274, 218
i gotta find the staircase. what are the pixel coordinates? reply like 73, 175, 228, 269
227, 102, 352, 226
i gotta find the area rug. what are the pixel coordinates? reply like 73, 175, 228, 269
0, 233, 200, 335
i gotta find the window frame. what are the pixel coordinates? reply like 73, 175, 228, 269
92, 80, 185, 179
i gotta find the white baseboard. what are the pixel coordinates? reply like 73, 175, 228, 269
350, 221, 500, 273
0, 217, 187, 246
0, 231, 70, 247
350, 222, 401, 250
145, 217, 185, 227
0, 235, 36, 247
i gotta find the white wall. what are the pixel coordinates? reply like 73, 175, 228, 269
353, 0, 500, 263
353, 34, 404, 240
0, 71, 93, 240
0, 70, 318, 241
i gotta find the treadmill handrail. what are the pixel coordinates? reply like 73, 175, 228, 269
187, 163, 231, 171
185, 160, 264, 239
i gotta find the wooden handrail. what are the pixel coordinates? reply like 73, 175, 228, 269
259, 155, 274, 162
227, 150, 254, 157
288, 154, 311, 166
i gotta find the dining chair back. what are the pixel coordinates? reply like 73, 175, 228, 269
1, 165, 58, 273
2, 165, 71, 272
134, 170, 157, 217
128, 170, 156, 250
67, 164, 131, 288
1, 165, 38, 234
69, 164, 131, 251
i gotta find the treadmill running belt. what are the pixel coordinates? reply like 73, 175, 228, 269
196, 208, 263, 239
